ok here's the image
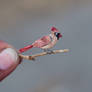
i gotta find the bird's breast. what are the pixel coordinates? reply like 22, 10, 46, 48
42, 37, 57, 49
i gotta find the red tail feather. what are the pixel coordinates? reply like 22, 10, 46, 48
19, 45, 33, 53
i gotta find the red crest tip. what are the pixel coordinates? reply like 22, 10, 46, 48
51, 27, 59, 32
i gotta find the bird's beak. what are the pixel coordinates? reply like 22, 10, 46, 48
59, 33, 62, 38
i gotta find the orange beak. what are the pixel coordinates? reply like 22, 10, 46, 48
59, 33, 62, 38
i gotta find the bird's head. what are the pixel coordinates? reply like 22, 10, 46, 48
51, 27, 62, 40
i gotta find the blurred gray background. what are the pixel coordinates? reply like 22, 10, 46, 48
0, 0, 91, 92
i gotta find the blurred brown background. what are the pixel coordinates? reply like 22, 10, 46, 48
0, 0, 91, 92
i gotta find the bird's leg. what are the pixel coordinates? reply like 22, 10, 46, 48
43, 49, 47, 52
47, 49, 54, 54
43, 49, 54, 54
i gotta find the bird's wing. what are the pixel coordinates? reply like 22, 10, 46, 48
33, 35, 51, 48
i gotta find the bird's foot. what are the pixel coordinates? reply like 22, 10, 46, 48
43, 49, 54, 54
47, 51, 54, 54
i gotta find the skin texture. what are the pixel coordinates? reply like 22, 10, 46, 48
19, 27, 62, 53
0, 41, 21, 81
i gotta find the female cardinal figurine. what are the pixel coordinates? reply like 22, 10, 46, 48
0, 40, 22, 81
19, 27, 62, 53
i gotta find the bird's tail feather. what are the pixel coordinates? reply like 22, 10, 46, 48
19, 45, 33, 53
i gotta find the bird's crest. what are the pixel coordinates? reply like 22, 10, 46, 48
51, 27, 59, 32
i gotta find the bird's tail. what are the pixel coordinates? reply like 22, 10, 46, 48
19, 45, 33, 53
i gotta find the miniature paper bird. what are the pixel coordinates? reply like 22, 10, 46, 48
19, 27, 62, 53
